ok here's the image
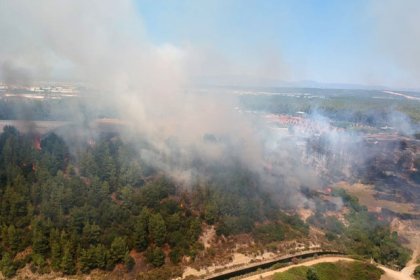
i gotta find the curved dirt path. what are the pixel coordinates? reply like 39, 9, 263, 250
378, 265, 414, 280
240, 256, 415, 280
399, 233, 419, 280
241, 257, 355, 280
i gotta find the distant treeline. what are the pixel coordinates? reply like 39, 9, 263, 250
239, 92, 420, 125
0, 98, 116, 121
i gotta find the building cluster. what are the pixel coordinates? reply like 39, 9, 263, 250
0, 83, 79, 100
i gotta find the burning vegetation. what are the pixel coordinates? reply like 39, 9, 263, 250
0, 1, 419, 279
0, 107, 417, 279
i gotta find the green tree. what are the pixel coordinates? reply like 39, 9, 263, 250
61, 242, 75, 275
110, 237, 128, 265
0, 252, 17, 278
1, 185, 28, 226
414, 265, 420, 280
7, 225, 19, 254
148, 213, 166, 246
31, 253, 47, 273
1, 225, 8, 247
50, 239, 61, 271
49, 228, 61, 271
40, 133, 69, 175
124, 252, 135, 271
134, 209, 150, 251
187, 218, 201, 242
32, 220, 49, 256
134, 219, 148, 251
306, 268, 320, 280
92, 244, 109, 270
169, 248, 182, 264
94, 142, 117, 186
145, 247, 165, 267
204, 202, 218, 224
78, 248, 92, 273
81, 222, 101, 248
80, 151, 96, 177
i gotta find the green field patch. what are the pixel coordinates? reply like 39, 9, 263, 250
273, 261, 383, 280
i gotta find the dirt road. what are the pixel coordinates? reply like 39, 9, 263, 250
240, 256, 415, 280
241, 257, 355, 280
383, 91, 420, 101
399, 232, 419, 280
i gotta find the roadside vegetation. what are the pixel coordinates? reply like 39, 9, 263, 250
307, 188, 412, 269
414, 265, 420, 280
273, 261, 383, 280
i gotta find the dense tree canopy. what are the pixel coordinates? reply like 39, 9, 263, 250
0, 126, 410, 278
0, 126, 304, 278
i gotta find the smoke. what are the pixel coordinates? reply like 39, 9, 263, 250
259, 111, 369, 208
0, 0, 265, 182
0, 0, 406, 210
186, 45, 291, 87
387, 111, 414, 136
1, 61, 33, 86
370, 0, 420, 87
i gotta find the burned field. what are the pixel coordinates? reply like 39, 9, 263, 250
360, 136, 420, 206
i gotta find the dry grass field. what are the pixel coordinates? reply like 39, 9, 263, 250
336, 182, 419, 215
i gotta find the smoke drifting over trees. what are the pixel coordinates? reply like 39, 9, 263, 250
0, 2, 418, 278
0, 0, 417, 206
0, 0, 258, 178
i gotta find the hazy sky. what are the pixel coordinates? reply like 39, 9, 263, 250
136, 0, 420, 89
0, 0, 419, 89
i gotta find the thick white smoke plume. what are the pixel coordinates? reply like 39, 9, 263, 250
0, 0, 382, 208
0, 0, 264, 180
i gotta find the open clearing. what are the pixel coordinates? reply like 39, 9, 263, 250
336, 182, 419, 215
